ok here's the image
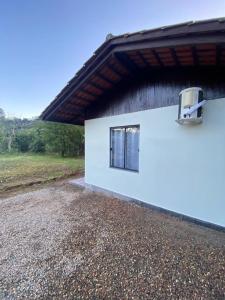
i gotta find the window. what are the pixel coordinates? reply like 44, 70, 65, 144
110, 125, 140, 172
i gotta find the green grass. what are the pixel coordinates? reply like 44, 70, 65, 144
0, 153, 84, 191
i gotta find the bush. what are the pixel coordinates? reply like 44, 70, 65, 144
15, 131, 32, 152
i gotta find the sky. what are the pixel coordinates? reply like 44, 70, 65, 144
0, 0, 225, 118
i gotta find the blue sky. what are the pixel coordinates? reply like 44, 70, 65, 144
0, 0, 225, 118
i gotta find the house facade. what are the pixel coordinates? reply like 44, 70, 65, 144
42, 18, 225, 227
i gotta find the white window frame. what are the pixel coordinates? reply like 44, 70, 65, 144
110, 125, 140, 172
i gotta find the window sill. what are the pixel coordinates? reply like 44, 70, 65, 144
109, 166, 139, 173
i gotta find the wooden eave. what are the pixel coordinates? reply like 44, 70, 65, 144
41, 18, 225, 125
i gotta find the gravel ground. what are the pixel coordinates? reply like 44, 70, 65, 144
0, 181, 225, 299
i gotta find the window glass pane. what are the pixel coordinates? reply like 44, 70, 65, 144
125, 126, 139, 171
111, 128, 125, 168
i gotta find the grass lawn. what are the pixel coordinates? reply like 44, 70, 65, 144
0, 153, 84, 191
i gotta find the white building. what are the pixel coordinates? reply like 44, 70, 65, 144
42, 18, 225, 228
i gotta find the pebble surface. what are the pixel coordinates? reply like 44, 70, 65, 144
0, 182, 225, 299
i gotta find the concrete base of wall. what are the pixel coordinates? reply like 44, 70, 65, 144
69, 177, 225, 233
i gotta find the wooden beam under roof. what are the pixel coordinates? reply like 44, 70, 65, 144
152, 49, 163, 66
107, 62, 124, 78
96, 72, 115, 85
53, 114, 84, 125
70, 116, 85, 124
216, 45, 222, 65
192, 46, 199, 65
170, 48, 180, 66
89, 81, 106, 92
114, 52, 140, 74
72, 94, 93, 104
79, 87, 98, 98
67, 101, 87, 108
57, 107, 84, 117
137, 51, 151, 67
112, 53, 137, 76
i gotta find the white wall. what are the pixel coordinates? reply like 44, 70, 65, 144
85, 98, 225, 227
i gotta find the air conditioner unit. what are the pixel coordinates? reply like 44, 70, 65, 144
176, 87, 206, 125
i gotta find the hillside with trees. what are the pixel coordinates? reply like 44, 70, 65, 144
0, 108, 84, 157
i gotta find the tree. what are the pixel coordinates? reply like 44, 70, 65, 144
0, 115, 84, 156
42, 122, 84, 157
0, 117, 33, 153
0, 124, 4, 151
29, 121, 46, 153
0, 108, 5, 119
1, 119, 17, 152
15, 130, 32, 152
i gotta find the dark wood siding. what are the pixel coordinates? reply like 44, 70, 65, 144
85, 67, 225, 119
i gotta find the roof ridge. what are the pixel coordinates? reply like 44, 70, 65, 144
107, 17, 225, 41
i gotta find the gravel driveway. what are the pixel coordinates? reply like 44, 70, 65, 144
0, 181, 225, 299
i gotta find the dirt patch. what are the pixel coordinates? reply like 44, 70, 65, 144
0, 174, 83, 199
0, 183, 225, 299
0, 171, 83, 193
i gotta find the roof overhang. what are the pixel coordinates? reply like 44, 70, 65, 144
41, 18, 225, 125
